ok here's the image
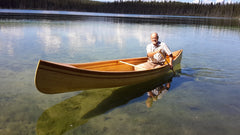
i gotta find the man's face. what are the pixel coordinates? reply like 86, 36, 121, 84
151, 35, 158, 45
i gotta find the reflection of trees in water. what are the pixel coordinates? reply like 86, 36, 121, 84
1, 13, 239, 27
36, 73, 180, 135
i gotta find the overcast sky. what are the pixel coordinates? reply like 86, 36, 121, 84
93, 0, 240, 4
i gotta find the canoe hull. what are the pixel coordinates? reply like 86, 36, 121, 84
35, 49, 182, 94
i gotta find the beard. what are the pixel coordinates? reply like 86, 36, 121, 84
152, 41, 158, 45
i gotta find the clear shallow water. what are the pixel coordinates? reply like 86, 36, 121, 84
0, 11, 240, 135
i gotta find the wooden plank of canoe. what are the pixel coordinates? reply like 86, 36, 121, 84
72, 57, 148, 71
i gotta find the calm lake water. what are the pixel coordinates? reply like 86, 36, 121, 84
0, 10, 240, 135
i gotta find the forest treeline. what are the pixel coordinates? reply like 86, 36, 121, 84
0, 0, 240, 18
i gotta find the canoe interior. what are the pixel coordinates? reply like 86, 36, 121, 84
70, 50, 180, 72
71, 58, 147, 72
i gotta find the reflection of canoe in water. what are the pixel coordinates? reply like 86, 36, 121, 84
36, 75, 174, 135
35, 49, 182, 94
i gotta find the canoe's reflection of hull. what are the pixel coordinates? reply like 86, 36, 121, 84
36, 73, 176, 135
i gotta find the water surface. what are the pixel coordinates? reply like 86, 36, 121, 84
0, 10, 240, 135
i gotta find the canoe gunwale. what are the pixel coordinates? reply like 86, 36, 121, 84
38, 63, 170, 80
38, 49, 182, 76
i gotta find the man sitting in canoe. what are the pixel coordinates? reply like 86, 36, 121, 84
135, 32, 173, 70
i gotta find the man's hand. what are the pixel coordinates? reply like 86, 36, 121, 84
169, 56, 173, 69
148, 48, 161, 57
169, 64, 173, 70
155, 47, 161, 53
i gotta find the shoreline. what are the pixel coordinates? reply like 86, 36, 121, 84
0, 9, 236, 20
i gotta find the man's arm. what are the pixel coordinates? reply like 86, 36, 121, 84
147, 46, 161, 57
162, 43, 173, 69
168, 54, 173, 69
147, 50, 159, 57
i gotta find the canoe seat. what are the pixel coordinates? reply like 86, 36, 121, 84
134, 62, 152, 71
119, 61, 146, 71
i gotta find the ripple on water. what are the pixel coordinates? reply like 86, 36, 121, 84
180, 67, 237, 84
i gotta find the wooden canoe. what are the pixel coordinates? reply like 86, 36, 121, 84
35, 49, 182, 94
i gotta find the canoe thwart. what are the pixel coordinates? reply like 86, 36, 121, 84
119, 60, 146, 70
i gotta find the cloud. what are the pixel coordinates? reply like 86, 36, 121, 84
192, 0, 214, 3
37, 25, 61, 54
216, 0, 224, 3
